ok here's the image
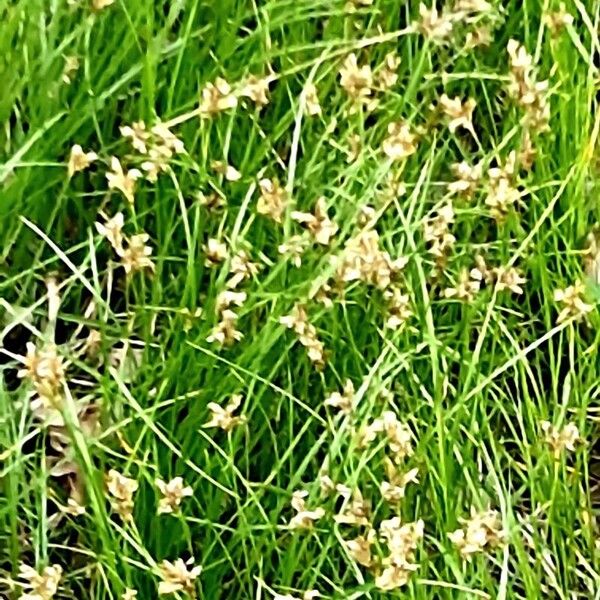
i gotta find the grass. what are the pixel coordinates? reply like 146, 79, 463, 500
1, 0, 599, 598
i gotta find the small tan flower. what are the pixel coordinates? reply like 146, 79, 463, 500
443, 268, 481, 302
280, 304, 325, 366
544, 3, 573, 35
122, 589, 138, 600
344, 529, 376, 567
199, 77, 238, 116
423, 202, 455, 258
380, 411, 414, 462
493, 266, 526, 294
288, 490, 325, 529
121, 233, 155, 275
382, 122, 417, 161
345, 0, 373, 11
324, 379, 355, 415
554, 280, 593, 323
215, 290, 247, 313
106, 469, 138, 521
415, 3, 454, 42
95, 212, 125, 254
18, 342, 65, 426
157, 558, 202, 596
303, 83, 321, 116
381, 459, 419, 503
346, 133, 362, 163
278, 235, 310, 268
17, 563, 62, 600
204, 394, 246, 431
227, 249, 260, 289
203, 238, 228, 267
439, 94, 476, 134
448, 161, 482, 196
206, 310, 243, 345
376, 52, 401, 90
376, 517, 424, 590
465, 25, 492, 49
210, 160, 242, 181
92, 0, 115, 9
339, 53, 373, 101
335, 228, 408, 290
448, 507, 505, 559
68, 144, 98, 177
485, 176, 520, 221
62, 55, 80, 84
507, 40, 550, 132
120, 121, 150, 153
541, 421, 582, 459
334, 487, 370, 526
291, 197, 338, 245
198, 191, 226, 211
106, 157, 142, 204
257, 178, 288, 223
240, 75, 270, 107
156, 477, 193, 514
384, 286, 412, 330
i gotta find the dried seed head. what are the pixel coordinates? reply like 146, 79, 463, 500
334, 487, 371, 526
376, 517, 424, 590
507, 40, 550, 132
384, 286, 412, 330
493, 265, 527, 295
